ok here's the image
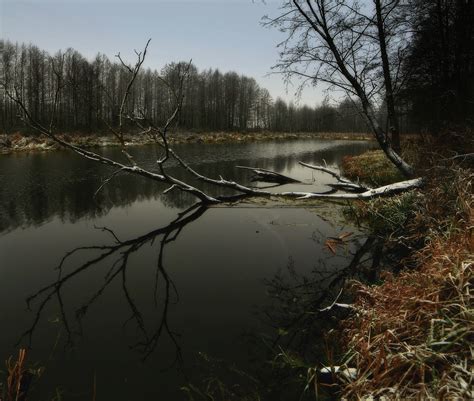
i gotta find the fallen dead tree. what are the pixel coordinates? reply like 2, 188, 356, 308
1, 41, 423, 206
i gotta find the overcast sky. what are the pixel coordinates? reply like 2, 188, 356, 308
1, 0, 328, 106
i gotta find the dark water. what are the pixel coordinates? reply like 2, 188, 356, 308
0, 139, 374, 400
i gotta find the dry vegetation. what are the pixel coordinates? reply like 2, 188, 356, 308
0, 131, 373, 155
342, 150, 404, 186
338, 142, 473, 399
0, 349, 42, 401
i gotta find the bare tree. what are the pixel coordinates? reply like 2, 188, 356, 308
2, 39, 422, 206
1, 37, 412, 136
266, 0, 414, 177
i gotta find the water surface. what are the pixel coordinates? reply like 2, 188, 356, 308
0, 139, 374, 400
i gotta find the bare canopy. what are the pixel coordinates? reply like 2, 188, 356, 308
266, 0, 414, 177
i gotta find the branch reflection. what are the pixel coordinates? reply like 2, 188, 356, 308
184, 235, 384, 400
21, 203, 207, 365
262, 235, 381, 355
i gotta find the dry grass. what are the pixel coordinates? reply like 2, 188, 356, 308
1, 349, 40, 401
338, 165, 473, 399
342, 235, 473, 399
0, 131, 373, 154
341, 150, 404, 186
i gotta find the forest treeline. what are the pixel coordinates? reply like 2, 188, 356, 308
402, 0, 474, 132
0, 40, 367, 135
0, 0, 472, 136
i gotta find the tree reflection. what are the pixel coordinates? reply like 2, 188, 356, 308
0, 141, 374, 233
20, 203, 207, 364
262, 235, 381, 356
183, 235, 383, 401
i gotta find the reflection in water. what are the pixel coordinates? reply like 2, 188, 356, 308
22, 204, 206, 365
17, 207, 380, 401
263, 236, 378, 351
184, 236, 383, 401
259, 236, 383, 400
0, 139, 374, 233
0, 139, 377, 400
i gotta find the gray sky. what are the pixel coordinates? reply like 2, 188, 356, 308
1, 0, 327, 106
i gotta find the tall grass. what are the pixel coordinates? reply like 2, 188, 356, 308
337, 157, 473, 399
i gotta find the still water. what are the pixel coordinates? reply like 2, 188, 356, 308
0, 139, 374, 400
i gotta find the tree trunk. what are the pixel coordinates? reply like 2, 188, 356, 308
375, 0, 401, 153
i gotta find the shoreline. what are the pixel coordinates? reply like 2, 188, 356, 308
0, 131, 374, 155
333, 149, 473, 399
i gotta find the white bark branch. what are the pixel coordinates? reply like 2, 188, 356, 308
5, 41, 424, 206
299, 161, 367, 191
235, 165, 302, 184
286, 178, 423, 199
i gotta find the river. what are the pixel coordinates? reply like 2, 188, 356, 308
0, 138, 374, 400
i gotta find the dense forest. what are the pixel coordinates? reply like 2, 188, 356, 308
0, 0, 472, 136
0, 40, 368, 134
401, 0, 474, 133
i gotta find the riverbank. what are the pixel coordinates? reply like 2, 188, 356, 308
335, 144, 473, 399
0, 131, 374, 155
2, 135, 469, 400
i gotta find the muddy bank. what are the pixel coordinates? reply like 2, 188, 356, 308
0, 131, 373, 154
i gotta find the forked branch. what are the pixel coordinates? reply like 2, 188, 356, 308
4, 41, 423, 205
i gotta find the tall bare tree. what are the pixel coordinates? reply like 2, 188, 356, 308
266, 0, 414, 177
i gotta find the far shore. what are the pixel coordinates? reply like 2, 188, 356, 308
0, 131, 375, 155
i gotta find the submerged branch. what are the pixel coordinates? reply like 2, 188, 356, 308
235, 165, 302, 184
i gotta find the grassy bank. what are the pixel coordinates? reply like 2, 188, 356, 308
0, 131, 374, 154
337, 144, 473, 399
342, 150, 405, 186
